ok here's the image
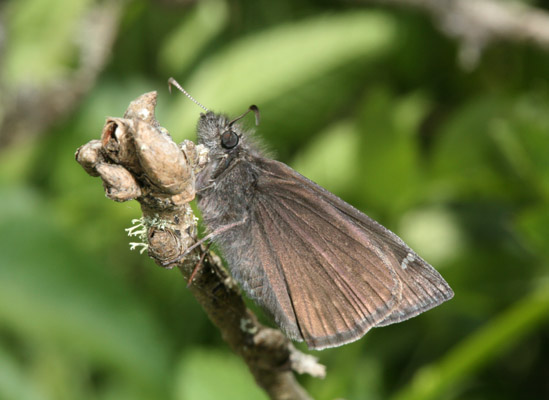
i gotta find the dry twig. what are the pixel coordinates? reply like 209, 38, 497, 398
75, 91, 325, 400
362, 0, 549, 68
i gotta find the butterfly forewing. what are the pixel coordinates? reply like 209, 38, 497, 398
374, 253, 454, 327
252, 192, 400, 349
241, 158, 452, 349
288, 162, 455, 328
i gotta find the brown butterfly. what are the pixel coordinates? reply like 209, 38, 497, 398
169, 78, 453, 350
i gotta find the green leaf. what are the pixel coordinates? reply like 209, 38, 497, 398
158, 0, 229, 75
430, 96, 509, 200
3, 0, 94, 85
0, 187, 170, 398
391, 282, 549, 400
353, 88, 431, 215
291, 120, 361, 195
173, 348, 268, 400
164, 11, 397, 141
515, 204, 549, 258
488, 94, 549, 200
0, 343, 49, 400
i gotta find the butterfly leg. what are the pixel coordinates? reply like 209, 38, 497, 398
186, 243, 211, 287
162, 218, 247, 266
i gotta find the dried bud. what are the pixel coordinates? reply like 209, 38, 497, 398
75, 140, 104, 177
181, 140, 209, 171
124, 91, 159, 127
133, 120, 195, 198
147, 227, 188, 266
76, 90, 202, 266
101, 118, 143, 175
96, 163, 142, 202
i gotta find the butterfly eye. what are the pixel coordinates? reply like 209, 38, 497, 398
221, 130, 239, 149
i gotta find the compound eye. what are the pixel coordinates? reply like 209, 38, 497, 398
221, 130, 239, 149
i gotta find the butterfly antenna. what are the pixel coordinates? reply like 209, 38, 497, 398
229, 105, 260, 127
167, 77, 209, 112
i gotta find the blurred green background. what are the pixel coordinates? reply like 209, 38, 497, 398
1, 0, 549, 399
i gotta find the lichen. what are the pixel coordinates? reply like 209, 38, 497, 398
126, 215, 172, 254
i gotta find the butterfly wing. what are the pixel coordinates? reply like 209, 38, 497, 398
212, 157, 453, 350
269, 160, 455, 328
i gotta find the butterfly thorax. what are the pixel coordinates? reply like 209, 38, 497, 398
195, 111, 264, 234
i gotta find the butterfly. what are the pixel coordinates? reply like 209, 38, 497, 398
169, 78, 453, 350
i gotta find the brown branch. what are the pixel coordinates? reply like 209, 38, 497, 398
361, 0, 549, 68
75, 91, 325, 400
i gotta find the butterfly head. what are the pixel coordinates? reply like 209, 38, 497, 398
197, 106, 260, 160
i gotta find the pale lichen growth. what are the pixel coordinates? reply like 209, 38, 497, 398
129, 241, 149, 254
240, 317, 258, 335
126, 215, 171, 254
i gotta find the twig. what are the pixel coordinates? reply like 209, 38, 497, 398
75, 91, 325, 400
361, 0, 549, 68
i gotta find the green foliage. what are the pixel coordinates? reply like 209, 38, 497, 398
2, 0, 93, 85
173, 349, 268, 400
392, 282, 549, 400
1, 0, 548, 399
